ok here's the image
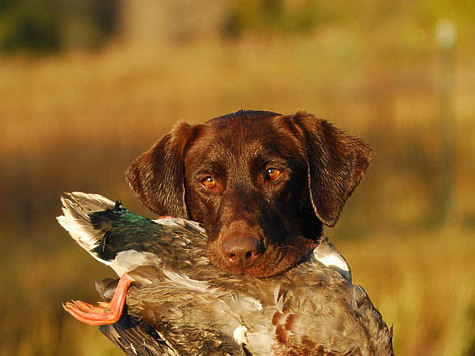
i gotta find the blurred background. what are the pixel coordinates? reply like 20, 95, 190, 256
0, 0, 474, 355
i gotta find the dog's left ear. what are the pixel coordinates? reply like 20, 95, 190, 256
290, 112, 373, 227
125, 121, 195, 218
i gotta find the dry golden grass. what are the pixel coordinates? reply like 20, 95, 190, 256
0, 35, 474, 355
336, 228, 475, 355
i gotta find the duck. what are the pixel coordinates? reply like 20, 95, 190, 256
58, 192, 394, 356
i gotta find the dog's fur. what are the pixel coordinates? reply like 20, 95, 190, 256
126, 110, 372, 277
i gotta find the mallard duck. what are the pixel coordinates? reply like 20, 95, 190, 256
58, 192, 393, 356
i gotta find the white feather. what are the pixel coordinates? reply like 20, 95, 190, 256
154, 217, 205, 233
162, 270, 209, 293
316, 253, 349, 274
233, 325, 248, 345
112, 250, 161, 276
312, 239, 352, 281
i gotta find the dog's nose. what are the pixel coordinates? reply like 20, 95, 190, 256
221, 236, 264, 270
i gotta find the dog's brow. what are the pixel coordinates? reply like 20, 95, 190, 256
190, 159, 226, 176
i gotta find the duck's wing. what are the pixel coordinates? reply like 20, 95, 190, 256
100, 320, 180, 356
100, 317, 248, 356
96, 267, 251, 356
57, 192, 207, 275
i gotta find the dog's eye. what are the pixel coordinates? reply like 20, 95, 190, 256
265, 168, 281, 180
201, 176, 217, 189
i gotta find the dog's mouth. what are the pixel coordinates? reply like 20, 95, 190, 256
205, 236, 317, 277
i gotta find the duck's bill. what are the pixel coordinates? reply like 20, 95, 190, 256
62, 273, 134, 326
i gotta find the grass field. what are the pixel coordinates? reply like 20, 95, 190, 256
0, 33, 474, 355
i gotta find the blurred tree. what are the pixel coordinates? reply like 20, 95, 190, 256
0, 0, 61, 53
221, 0, 321, 38
0, 0, 120, 54
60, 0, 120, 50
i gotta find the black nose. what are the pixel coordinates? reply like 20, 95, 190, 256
221, 236, 264, 269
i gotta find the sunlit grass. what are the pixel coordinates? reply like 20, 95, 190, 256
335, 227, 475, 355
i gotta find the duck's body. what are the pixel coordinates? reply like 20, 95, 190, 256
58, 192, 393, 356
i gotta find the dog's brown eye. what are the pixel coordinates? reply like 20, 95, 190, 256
201, 176, 217, 189
265, 168, 281, 180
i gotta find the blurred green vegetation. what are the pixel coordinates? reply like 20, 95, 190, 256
0, 1, 474, 356
1, 0, 475, 53
0, 0, 61, 53
0, 0, 119, 53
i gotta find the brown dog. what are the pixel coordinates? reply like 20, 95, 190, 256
126, 110, 372, 277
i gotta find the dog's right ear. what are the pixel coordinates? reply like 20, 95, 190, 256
283, 112, 373, 227
125, 121, 194, 217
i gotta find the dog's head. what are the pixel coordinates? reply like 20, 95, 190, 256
126, 111, 372, 276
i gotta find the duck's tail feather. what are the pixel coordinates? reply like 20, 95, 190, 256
57, 192, 115, 265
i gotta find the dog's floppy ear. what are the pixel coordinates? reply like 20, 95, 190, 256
125, 121, 194, 217
292, 112, 373, 227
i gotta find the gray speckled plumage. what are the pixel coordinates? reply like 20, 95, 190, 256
59, 192, 393, 356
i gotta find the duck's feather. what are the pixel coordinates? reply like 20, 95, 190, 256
57, 192, 207, 275
57, 192, 115, 262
